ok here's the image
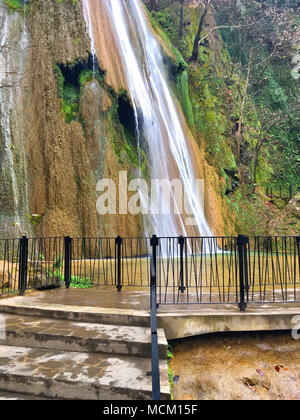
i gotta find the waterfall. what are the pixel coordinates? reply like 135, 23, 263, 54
0, 1, 30, 236
83, 0, 214, 238
82, 0, 97, 75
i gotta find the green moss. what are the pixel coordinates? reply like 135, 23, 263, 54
79, 69, 105, 91
3, 0, 24, 12
56, 0, 77, 5
103, 89, 150, 180
174, 70, 194, 128
54, 62, 105, 124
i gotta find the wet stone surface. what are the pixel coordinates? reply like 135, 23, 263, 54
0, 345, 171, 399
0, 313, 167, 358
1, 287, 300, 314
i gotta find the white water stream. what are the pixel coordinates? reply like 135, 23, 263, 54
0, 1, 30, 235
83, 0, 214, 238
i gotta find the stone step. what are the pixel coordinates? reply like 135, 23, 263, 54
0, 314, 168, 358
0, 345, 170, 400
0, 297, 149, 327
0, 391, 55, 400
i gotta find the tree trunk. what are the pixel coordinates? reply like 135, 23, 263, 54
191, 2, 209, 62
236, 50, 252, 161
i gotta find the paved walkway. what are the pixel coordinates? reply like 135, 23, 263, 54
2, 286, 299, 314
1, 287, 300, 340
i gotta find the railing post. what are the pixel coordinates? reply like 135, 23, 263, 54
115, 236, 123, 292
18, 236, 28, 296
296, 237, 300, 275
237, 235, 247, 312
64, 236, 72, 289
178, 236, 186, 293
150, 235, 159, 278
244, 235, 250, 294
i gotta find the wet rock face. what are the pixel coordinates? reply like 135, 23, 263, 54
170, 331, 300, 400
0, 2, 31, 238
79, 80, 112, 138
0, 0, 235, 239
0, 0, 146, 239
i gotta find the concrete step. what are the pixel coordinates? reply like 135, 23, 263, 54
0, 314, 167, 358
0, 391, 55, 400
0, 345, 170, 400
0, 296, 149, 327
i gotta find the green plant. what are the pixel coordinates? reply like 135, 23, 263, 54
53, 254, 63, 270
3, 0, 25, 12
79, 69, 94, 88
167, 346, 174, 400
56, 0, 77, 5
27, 213, 42, 226
53, 64, 64, 98
70, 276, 92, 288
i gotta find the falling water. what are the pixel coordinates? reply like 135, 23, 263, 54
0, 1, 30, 236
82, 0, 97, 75
84, 0, 214, 239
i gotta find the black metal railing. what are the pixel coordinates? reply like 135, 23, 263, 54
150, 235, 160, 400
0, 235, 299, 311
0, 236, 64, 296
154, 235, 300, 309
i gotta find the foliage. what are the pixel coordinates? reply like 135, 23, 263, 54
56, 0, 77, 5
106, 89, 150, 180
213, 0, 300, 187
3, 0, 24, 12
167, 346, 174, 400
145, 0, 299, 235
69, 276, 92, 288
79, 69, 105, 91
26, 213, 42, 226
152, 11, 178, 42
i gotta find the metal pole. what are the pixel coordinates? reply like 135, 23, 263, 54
150, 234, 160, 400
296, 237, 300, 281
115, 236, 123, 291
237, 235, 247, 312
150, 235, 159, 275
64, 236, 72, 289
18, 236, 28, 296
243, 236, 250, 295
178, 236, 185, 293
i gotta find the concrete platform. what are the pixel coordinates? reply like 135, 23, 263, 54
0, 314, 167, 358
0, 290, 299, 340
0, 345, 170, 400
0, 287, 299, 400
